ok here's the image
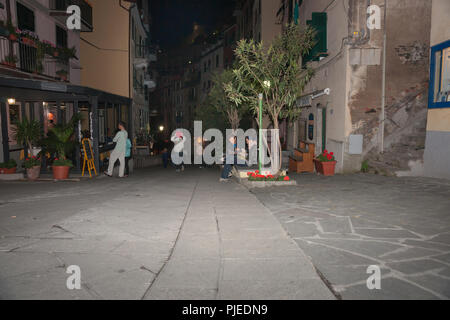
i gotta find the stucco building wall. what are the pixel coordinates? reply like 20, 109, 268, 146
423, 0, 450, 179
80, 0, 130, 98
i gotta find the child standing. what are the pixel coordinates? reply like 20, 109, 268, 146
124, 137, 132, 177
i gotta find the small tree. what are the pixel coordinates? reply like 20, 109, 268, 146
226, 24, 316, 174
40, 113, 82, 162
12, 118, 42, 152
207, 69, 248, 131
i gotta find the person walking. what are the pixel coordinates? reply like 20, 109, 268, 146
124, 137, 132, 177
104, 121, 128, 178
171, 131, 185, 172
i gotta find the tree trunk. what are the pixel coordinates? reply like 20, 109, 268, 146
271, 117, 282, 176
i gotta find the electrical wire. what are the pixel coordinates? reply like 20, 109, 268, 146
322, 0, 338, 12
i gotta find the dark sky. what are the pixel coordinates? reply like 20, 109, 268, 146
150, 0, 236, 48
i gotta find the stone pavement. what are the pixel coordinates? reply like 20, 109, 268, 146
251, 173, 450, 300
0, 167, 334, 300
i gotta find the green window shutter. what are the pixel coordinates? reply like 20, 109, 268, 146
312, 12, 327, 61
302, 12, 328, 66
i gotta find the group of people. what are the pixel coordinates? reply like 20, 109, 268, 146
104, 124, 256, 181
169, 131, 256, 182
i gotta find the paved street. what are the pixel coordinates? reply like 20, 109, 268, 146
0, 167, 333, 300
251, 173, 450, 299
1, 167, 449, 300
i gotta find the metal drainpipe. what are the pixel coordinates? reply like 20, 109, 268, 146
380, 0, 387, 153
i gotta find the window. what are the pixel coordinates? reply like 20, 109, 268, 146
17, 2, 35, 31
56, 25, 68, 48
303, 12, 328, 66
429, 40, 450, 108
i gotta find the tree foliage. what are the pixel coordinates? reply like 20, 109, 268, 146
224, 23, 316, 174
203, 68, 250, 130
226, 23, 316, 127
12, 118, 42, 152
40, 113, 82, 160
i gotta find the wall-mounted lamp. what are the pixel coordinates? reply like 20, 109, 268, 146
159, 125, 164, 132
7, 98, 15, 104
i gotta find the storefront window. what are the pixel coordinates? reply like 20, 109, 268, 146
7, 104, 21, 146
430, 41, 450, 108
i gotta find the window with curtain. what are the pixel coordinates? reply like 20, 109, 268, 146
430, 41, 450, 108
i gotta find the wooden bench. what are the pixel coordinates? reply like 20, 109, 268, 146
289, 141, 315, 173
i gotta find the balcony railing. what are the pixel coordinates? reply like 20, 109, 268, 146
0, 36, 70, 81
135, 44, 157, 62
49, 0, 93, 32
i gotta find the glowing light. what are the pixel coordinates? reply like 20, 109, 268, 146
7, 98, 15, 104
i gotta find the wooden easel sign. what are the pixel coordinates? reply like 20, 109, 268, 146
81, 138, 97, 177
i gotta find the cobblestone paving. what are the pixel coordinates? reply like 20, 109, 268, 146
251, 173, 450, 299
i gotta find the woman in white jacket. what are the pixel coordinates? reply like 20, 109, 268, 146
171, 131, 185, 172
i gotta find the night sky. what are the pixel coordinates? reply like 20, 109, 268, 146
150, 0, 236, 48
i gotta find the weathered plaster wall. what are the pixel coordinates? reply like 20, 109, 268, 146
349, 0, 431, 174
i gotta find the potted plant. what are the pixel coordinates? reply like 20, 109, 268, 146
2, 54, 18, 68
40, 113, 81, 180
12, 118, 42, 157
0, 159, 17, 174
6, 21, 19, 41
41, 40, 56, 56
20, 30, 38, 47
314, 150, 337, 176
23, 156, 41, 181
56, 69, 68, 81
51, 158, 73, 179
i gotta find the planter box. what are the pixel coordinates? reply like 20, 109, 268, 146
314, 160, 337, 176
240, 178, 297, 189
0, 167, 17, 174
0, 173, 24, 181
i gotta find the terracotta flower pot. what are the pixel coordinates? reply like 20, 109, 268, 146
314, 160, 337, 176
52, 165, 70, 180
27, 165, 41, 181
2, 62, 16, 68
0, 167, 17, 174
